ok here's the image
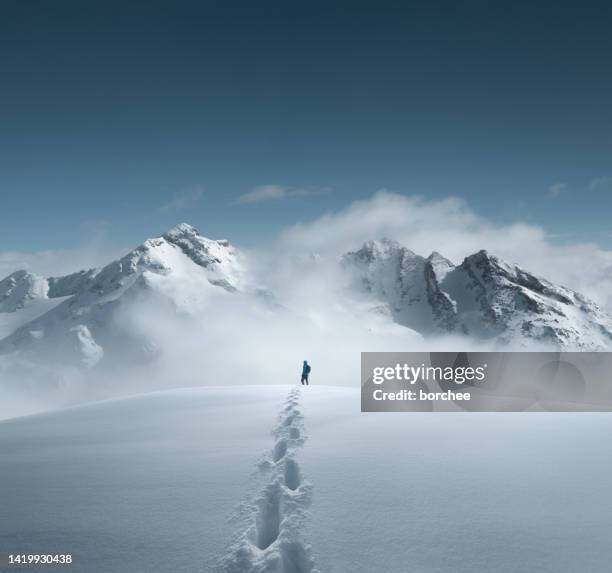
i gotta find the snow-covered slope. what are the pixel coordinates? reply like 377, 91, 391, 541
0, 270, 48, 312
441, 250, 612, 349
342, 239, 457, 333
0, 224, 248, 366
0, 270, 71, 341
343, 239, 612, 350
1, 385, 611, 573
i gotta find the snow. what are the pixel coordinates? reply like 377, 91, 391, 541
342, 239, 441, 333
0, 270, 48, 313
1, 227, 611, 372
342, 238, 612, 349
0, 296, 69, 340
69, 324, 104, 368
0, 225, 245, 361
439, 250, 612, 349
1, 385, 611, 572
427, 250, 454, 281
163, 223, 246, 290
0, 387, 284, 573
301, 387, 612, 572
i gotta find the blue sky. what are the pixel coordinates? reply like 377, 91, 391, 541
1, 0, 611, 252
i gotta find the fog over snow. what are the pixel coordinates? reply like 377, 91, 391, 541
1, 192, 611, 420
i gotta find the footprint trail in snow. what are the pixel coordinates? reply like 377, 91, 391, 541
216, 388, 318, 573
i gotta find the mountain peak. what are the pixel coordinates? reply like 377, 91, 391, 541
0, 270, 48, 312
427, 251, 453, 264
426, 251, 454, 282
163, 222, 200, 239
465, 249, 495, 264
364, 237, 401, 250
3, 269, 30, 280
462, 249, 518, 278
351, 238, 419, 262
0, 224, 248, 360
342, 239, 612, 349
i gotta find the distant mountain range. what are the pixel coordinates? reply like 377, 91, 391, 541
342, 238, 612, 350
1, 223, 611, 368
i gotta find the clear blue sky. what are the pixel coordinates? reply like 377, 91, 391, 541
1, 0, 611, 251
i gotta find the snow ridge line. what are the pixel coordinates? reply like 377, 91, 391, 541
216, 388, 318, 573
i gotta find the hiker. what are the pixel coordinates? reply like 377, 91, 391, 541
301, 360, 311, 385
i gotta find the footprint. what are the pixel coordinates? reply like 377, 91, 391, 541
284, 458, 302, 491
254, 483, 281, 550
218, 388, 314, 572
273, 439, 288, 462
281, 540, 312, 573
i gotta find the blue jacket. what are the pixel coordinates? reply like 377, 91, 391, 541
302, 362, 310, 376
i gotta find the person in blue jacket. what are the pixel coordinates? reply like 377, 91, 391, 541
301, 360, 311, 385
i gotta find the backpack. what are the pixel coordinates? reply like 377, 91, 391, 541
305, 364, 311, 375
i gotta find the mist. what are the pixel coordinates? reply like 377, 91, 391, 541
0, 191, 606, 420
0, 252, 504, 420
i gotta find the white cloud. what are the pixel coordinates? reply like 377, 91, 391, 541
547, 182, 567, 198
589, 176, 611, 191
158, 186, 204, 212
237, 184, 331, 204
277, 190, 612, 311
238, 184, 287, 203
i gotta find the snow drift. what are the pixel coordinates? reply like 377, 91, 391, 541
1, 385, 611, 573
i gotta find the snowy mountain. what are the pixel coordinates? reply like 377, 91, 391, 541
1, 227, 611, 369
343, 239, 612, 350
0, 270, 48, 312
0, 270, 71, 341
341, 239, 457, 333
0, 223, 250, 366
